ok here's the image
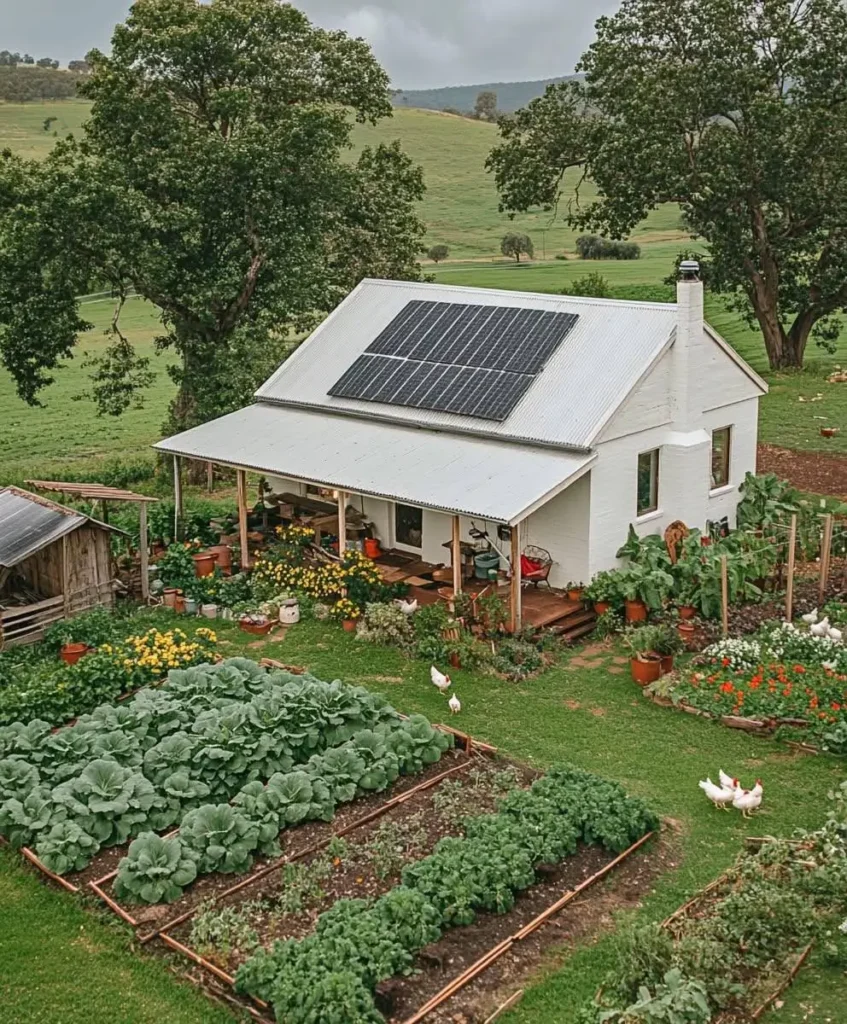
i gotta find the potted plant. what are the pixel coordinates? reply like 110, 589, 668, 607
617, 564, 673, 622
584, 570, 622, 615
192, 550, 217, 577
621, 625, 663, 686
566, 581, 585, 603
60, 640, 90, 665
333, 598, 361, 632
651, 623, 684, 674
239, 611, 273, 635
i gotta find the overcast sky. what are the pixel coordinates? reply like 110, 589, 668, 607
3, 1, 616, 89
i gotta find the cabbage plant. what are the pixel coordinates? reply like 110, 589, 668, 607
180, 803, 258, 873
232, 781, 282, 857
0, 786, 61, 848
36, 820, 99, 875
114, 832, 198, 904
0, 758, 40, 801
51, 759, 158, 845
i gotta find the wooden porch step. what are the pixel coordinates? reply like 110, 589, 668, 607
522, 598, 585, 630
552, 616, 599, 644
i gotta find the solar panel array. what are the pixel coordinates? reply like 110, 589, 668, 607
328, 300, 579, 422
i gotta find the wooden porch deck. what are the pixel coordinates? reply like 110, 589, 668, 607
402, 578, 596, 642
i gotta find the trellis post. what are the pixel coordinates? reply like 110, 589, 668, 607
237, 469, 251, 570
720, 554, 729, 638
785, 513, 797, 622
819, 513, 833, 605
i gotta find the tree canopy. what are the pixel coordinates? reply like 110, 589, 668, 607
0, 0, 426, 435
474, 90, 498, 121
488, 0, 847, 369
501, 232, 534, 262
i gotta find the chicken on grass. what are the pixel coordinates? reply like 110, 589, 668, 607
431, 666, 451, 692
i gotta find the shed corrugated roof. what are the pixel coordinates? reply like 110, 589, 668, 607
154, 404, 594, 524
255, 278, 679, 450
0, 487, 86, 568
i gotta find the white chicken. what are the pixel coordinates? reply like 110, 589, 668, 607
801, 608, 819, 625
431, 665, 451, 692
732, 781, 763, 818
810, 617, 831, 637
823, 660, 838, 672
828, 626, 843, 643
448, 693, 461, 714
699, 777, 737, 811
718, 769, 739, 792
395, 598, 418, 616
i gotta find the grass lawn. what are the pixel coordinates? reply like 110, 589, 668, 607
0, 618, 843, 1022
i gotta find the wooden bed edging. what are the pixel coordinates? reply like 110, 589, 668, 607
750, 942, 814, 1020
662, 877, 814, 1019
89, 878, 139, 927
145, 757, 479, 943
20, 846, 81, 894
483, 989, 524, 1024
399, 830, 656, 1024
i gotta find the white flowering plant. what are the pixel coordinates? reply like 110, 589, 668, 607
701, 638, 763, 672
764, 622, 847, 670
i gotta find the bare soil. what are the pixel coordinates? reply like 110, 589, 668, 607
758, 443, 847, 498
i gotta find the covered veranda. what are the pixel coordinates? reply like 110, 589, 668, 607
154, 403, 595, 631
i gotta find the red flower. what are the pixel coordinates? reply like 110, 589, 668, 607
793, 664, 806, 674
720, 682, 734, 694
831, 702, 841, 711
722, 657, 730, 667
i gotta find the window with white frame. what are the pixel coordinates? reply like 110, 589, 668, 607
636, 449, 660, 516
711, 427, 732, 490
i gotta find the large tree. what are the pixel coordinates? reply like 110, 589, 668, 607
0, 0, 425, 434
488, 0, 847, 369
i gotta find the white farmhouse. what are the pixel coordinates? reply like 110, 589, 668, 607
156, 263, 766, 628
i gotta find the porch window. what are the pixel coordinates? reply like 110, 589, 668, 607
395, 504, 423, 548
636, 449, 660, 516
711, 427, 732, 490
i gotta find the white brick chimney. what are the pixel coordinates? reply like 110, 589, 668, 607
672, 259, 703, 430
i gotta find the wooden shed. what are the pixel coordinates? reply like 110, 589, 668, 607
0, 487, 121, 647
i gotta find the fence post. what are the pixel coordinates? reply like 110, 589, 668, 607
720, 554, 729, 638
819, 513, 834, 605
785, 513, 797, 622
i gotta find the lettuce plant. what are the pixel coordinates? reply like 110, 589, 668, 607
179, 803, 259, 874
265, 770, 331, 824
143, 733, 198, 785
309, 746, 366, 804
89, 729, 144, 768
385, 715, 452, 774
35, 820, 99, 875
350, 731, 400, 792
114, 832, 199, 904
0, 719, 52, 764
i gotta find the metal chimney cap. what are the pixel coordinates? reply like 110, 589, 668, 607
680, 259, 700, 280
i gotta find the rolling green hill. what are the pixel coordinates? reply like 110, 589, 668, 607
392, 76, 579, 114
0, 99, 844, 485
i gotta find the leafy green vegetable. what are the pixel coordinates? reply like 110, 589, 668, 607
114, 832, 198, 904
179, 803, 258, 874
35, 820, 99, 875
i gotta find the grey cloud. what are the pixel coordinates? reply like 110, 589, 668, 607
3, 0, 616, 89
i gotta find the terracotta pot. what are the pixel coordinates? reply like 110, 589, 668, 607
163, 587, 180, 608
678, 622, 696, 640
342, 618, 358, 633
630, 655, 662, 686
678, 604, 696, 620
594, 601, 611, 615
660, 654, 674, 675
193, 552, 217, 578
567, 588, 584, 602
363, 538, 382, 560
207, 544, 232, 573
174, 595, 186, 614
240, 619, 273, 636
152, 542, 166, 559
625, 599, 648, 623
60, 642, 89, 666
449, 651, 461, 669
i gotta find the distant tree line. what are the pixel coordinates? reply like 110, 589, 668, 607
0, 50, 91, 102
576, 235, 641, 260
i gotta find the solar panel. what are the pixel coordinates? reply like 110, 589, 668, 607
327, 299, 579, 422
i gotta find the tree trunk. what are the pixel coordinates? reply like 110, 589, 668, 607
749, 290, 812, 370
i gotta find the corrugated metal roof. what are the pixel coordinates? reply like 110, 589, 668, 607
155, 404, 595, 524
255, 278, 679, 450
0, 487, 86, 568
